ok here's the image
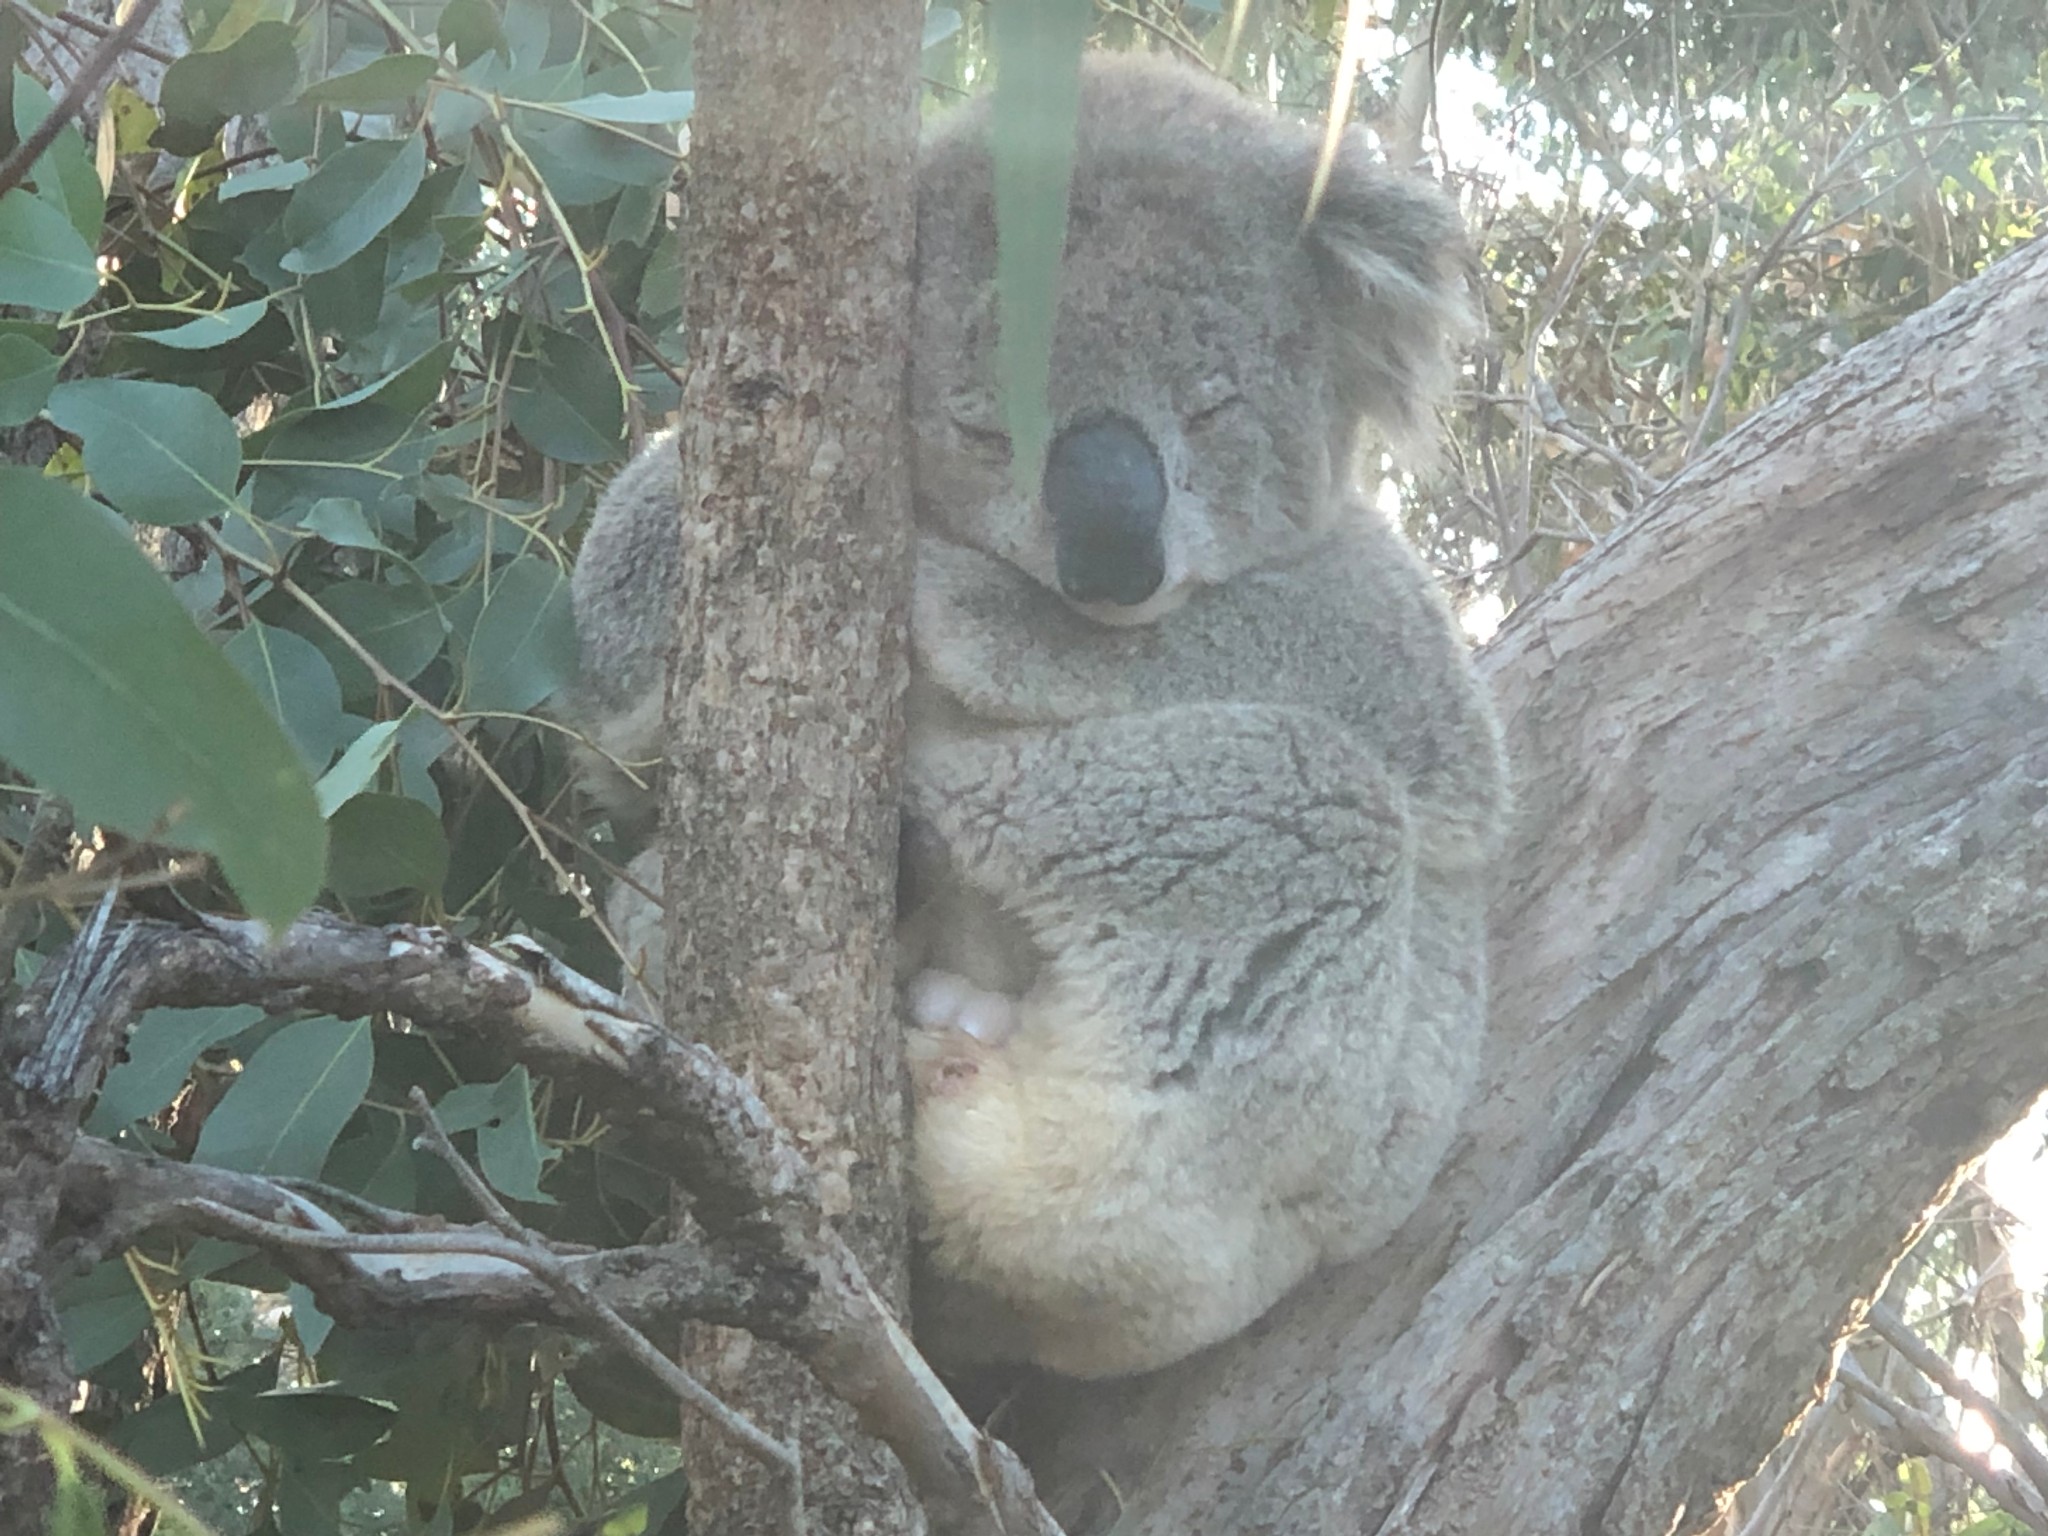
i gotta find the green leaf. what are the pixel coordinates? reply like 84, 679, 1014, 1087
987, 0, 1091, 495
437, 0, 507, 64
156, 21, 301, 156
296, 496, 383, 550
475, 1066, 554, 1202
314, 717, 403, 816
462, 557, 576, 714
0, 330, 59, 424
0, 188, 98, 311
230, 1387, 396, 1461
288, 1283, 334, 1356
507, 327, 625, 463
554, 89, 694, 124
220, 159, 310, 200
223, 622, 351, 773
0, 471, 324, 929
315, 580, 447, 690
300, 54, 440, 110
12, 71, 105, 244
108, 1359, 272, 1474
280, 135, 430, 276
326, 790, 448, 897
86, 1003, 265, 1134
192, 1014, 372, 1178
47, 378, 243, 525
136, 299, 268, 350
56, 1260, 151, 1375
317, 338, 458, 416
435, 1066, 555, 1202
923, 7, 962, 48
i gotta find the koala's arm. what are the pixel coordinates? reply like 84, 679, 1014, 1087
564, 430, 682, 837
905, 702, 1449, 1377
914, 528, 1509, 872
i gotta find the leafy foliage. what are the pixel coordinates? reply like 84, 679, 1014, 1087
0, 0, 2041, 1530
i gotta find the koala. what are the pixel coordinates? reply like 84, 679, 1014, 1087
565, 53, 1507, 1380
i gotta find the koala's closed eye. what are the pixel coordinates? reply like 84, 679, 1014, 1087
1184, 376, 1245, 431
1185, 393, 1246, 431
949, 414, 1012, 459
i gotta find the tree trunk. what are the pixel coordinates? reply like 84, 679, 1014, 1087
1011, 235, 2048, 1536
660, 2, 923, 1531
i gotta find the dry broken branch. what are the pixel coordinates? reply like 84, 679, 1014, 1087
10, 908, 1061, 1536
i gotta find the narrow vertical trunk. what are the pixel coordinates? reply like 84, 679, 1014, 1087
662, 3, 924, 1529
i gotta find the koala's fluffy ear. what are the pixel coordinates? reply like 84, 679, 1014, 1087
1304, 143, 1476, 447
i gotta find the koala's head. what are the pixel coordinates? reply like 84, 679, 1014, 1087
911, 53, 1473, 624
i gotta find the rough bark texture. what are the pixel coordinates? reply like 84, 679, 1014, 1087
0, 901, 135, 1512
661, 2, 922, 1530
1009, 235, 2048, 1535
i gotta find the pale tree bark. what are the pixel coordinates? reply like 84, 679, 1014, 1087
660, 2, 923, 1532
1007, 234, 2048, 1535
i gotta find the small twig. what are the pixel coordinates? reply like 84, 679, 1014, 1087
177, 1199, 553, 1270
1838, 1354, 2048, 1535
626, 322, 687, 390
1473, 391, 1660, 502
0, 795, 74, 968
0, 0, 164, 201
10, 1, 179, 66
404, 1085, 807, 1528
1866, 1301, 2048, 1505
1094, 1, 1211, 70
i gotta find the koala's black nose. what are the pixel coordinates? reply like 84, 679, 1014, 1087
1043, 415, 1167, 607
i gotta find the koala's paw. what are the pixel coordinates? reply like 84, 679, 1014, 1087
905, 969, 1020, 1098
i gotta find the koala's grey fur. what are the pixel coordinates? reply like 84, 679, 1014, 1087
565, 53, 1506, 1380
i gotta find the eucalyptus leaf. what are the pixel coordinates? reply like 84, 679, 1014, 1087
136, 300, 269, 350
47, 378, 243, 525
987, 0, 1091, 495
435, 1067, 555, 1204
506, 327, 625, 463
297, 496, 384, 550
553, 88, 694, 124
313, 580, 447, 692
192, 1014, 372, 1179
326, 790, 449, 897
300, 54, 441, 109
86, 1004, 265, 1134
155, 21, 300, 155
0, 188, 98, 311
12, 71, 105, 244
55, 1261, 149, 1375
280, 135, 430, 276
461, 557, 577, 714
230, 1388, 397, 1461
219, 159, 310, 200
223, 622, 352, 773
315, 717, 403, 816
0, 330, 59, 424
0, 471, 323, 929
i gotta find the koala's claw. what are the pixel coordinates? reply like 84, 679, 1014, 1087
906, 968, 1021, 1043
905, 969, 1021, 1098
